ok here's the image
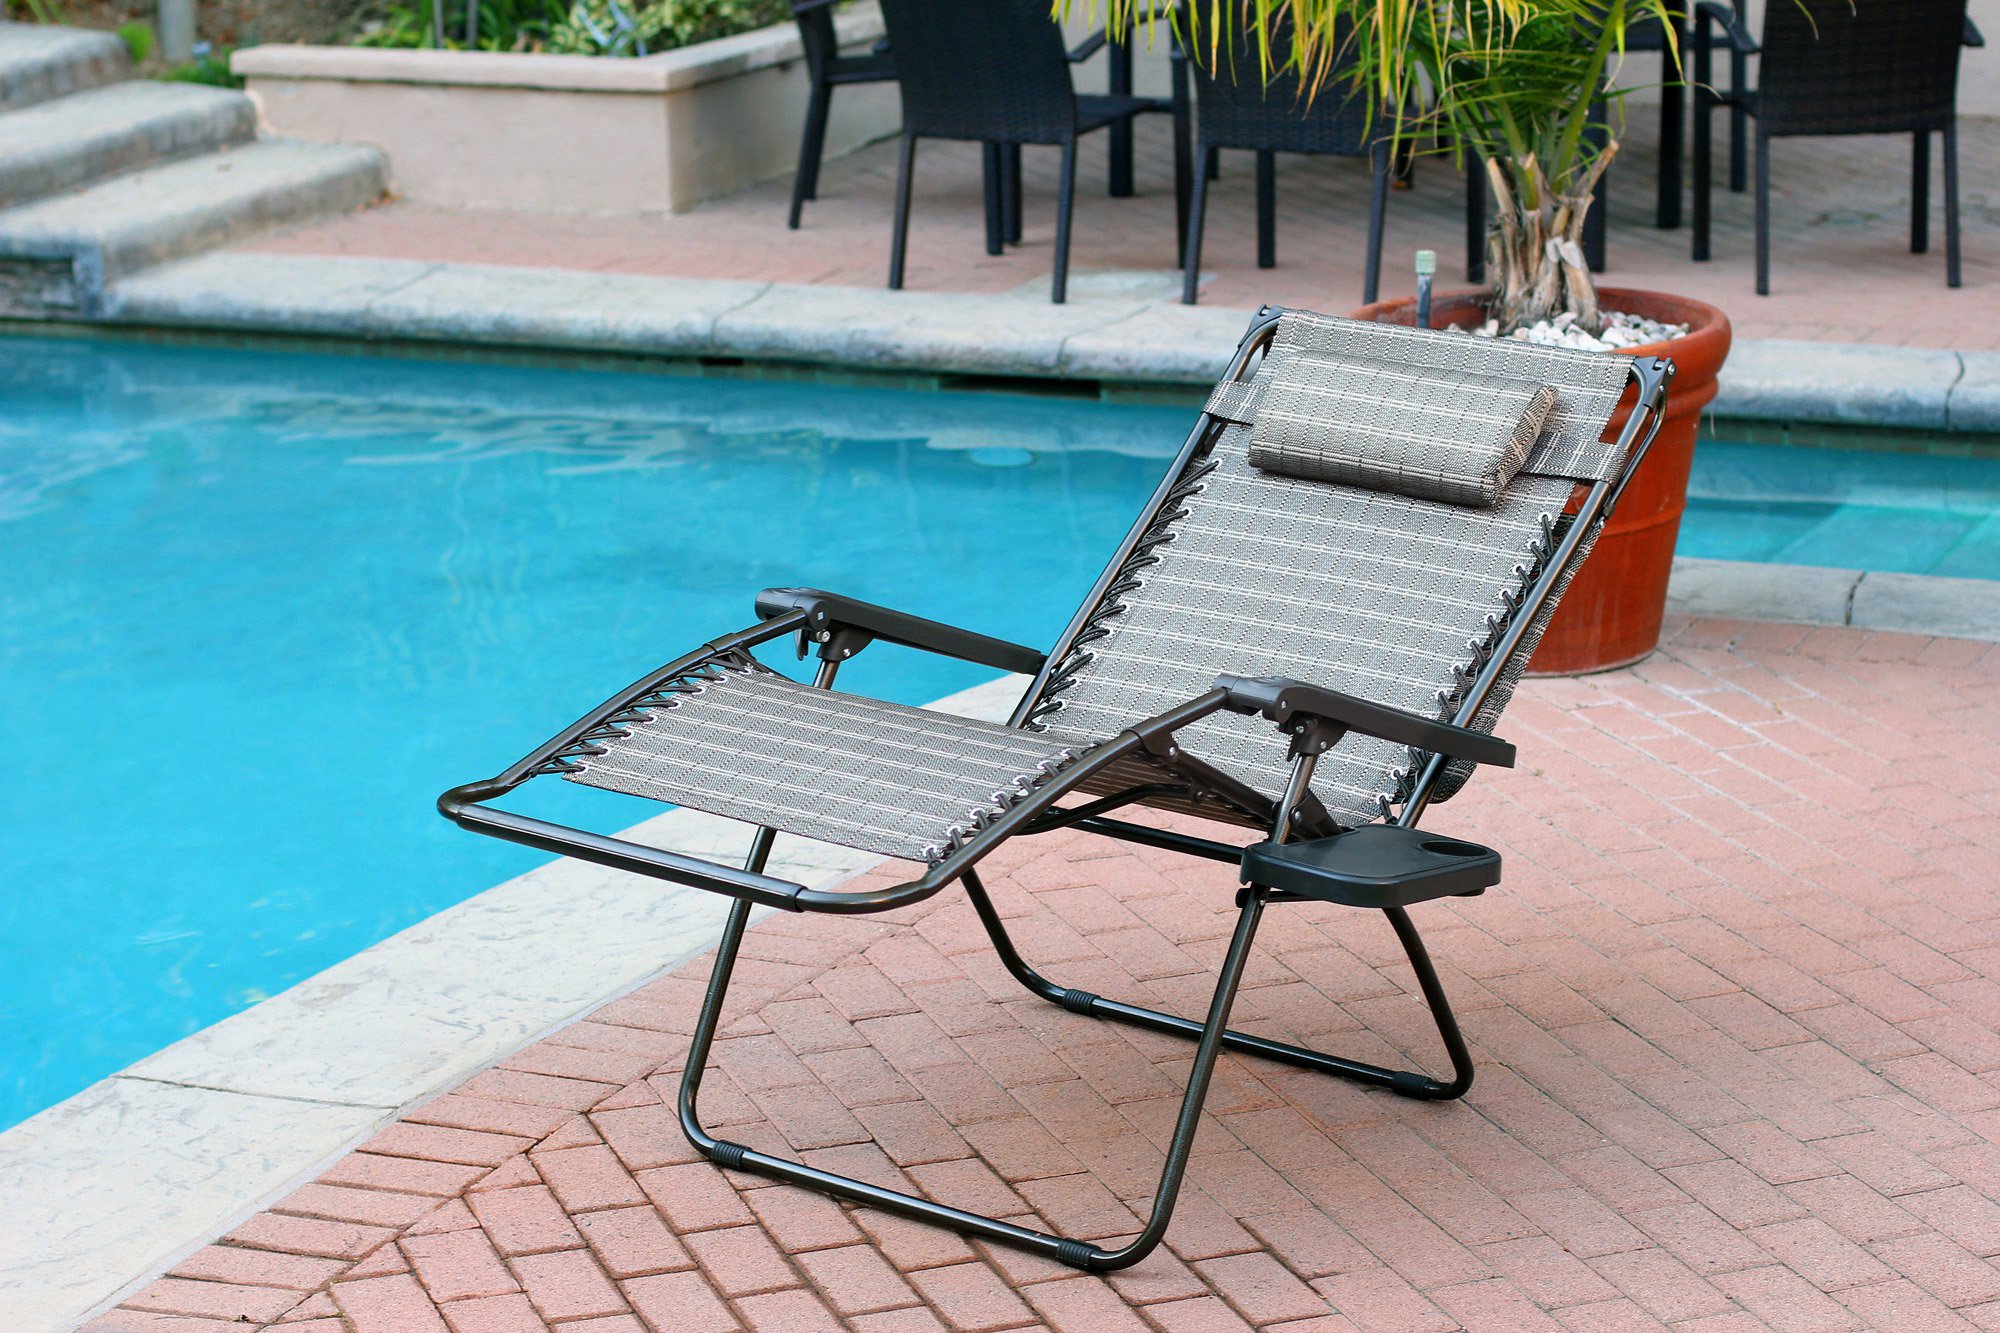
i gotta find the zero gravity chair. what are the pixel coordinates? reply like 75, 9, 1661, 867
441, 309, 1673, 1272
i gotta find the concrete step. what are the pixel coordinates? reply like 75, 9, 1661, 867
0, 81, 258, 210
0, 21, 129, 111
0, 138, 387, 318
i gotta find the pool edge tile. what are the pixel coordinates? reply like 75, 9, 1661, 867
1, 674, 1026, 1333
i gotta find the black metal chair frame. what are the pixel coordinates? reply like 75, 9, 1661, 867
440, 310, 1674, 1273
879, 0, 1192, 304
1179, 21, 1391, 305
788, 0, 898, 230
1691, 0, 1984, 293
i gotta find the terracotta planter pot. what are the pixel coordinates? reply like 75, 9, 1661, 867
1352, 287, 1732, 674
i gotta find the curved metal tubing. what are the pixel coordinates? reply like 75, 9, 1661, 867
678, 868, 1272, 1272
962, 869, 1474, 1102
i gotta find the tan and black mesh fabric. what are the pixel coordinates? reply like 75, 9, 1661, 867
568, 662, 1097, 864
1030, 310, 1635, 827
1246, 362, 1558, 507
566, 309, 1639, 859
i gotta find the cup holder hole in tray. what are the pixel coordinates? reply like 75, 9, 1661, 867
1420, 840, 1487, 858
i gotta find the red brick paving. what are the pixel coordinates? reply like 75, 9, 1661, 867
242, 116, 2000, 350
94, 618, 2000, 1331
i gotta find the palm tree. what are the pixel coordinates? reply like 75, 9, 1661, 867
1072, 0, 1676, 333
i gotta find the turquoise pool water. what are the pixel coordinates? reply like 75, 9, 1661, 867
4, 335, 1998, 1130
1682, 440, 2000, 578
0, 337, 1189, 1128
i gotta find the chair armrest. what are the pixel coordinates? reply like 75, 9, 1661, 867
1967, 17, 1985, 47
756, 587, 1047, 675
1069, 29, 1108, 62
1215, 674, 1517, 769
1695, 0, 1757, 54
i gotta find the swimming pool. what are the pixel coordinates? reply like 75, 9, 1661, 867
0, 336, 1193, 1128
4, 335, 1997, 1130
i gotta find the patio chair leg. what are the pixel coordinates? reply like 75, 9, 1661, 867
888, 133, 917, 290
1692, 32, 1713, 261
676, 871, 1277, 1272
1052, 140, 1078, 303
789, 81, 833, 229
1728, 45, 1748, 192
1754, 130, 1770, 295
1657, 43, 1684, 230
1109, 42, 1135, 198
1171, 53, 1193, 256
1363, 141, 1389, 305
1181, 139, 1213, 305
983, 143, 1005, 257
1006, 144, 1024, 246
1913, 131, 1931, 255
1944, 120, 1961, 288
1465, 152, 1486, 283
1256, 150, 1276, 269
962, 868, 1475, 1101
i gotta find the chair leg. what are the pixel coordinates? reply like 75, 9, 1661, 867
1005, 143, 1023, 245
1182, 139, 1213, 304
1109, 41, 1134, 198
1754, 130, 1771, 296
1052, 140, 1078, 304
1585, 162, 1608, 274
788, 83, 833, 230
678, 871, 1276, 1272
1657, 38, 1684, 229
1692, 78, 1712, 261
1256, 150, 1277, 269
1728, 47, 1748, 192
1912, 131, 1931, 255
1171, 55, 1193, 258
888, 132, 916, 290
1363, 142, 1389, 305
982, 142, 1005, 257
1944, 120, 1961, 289
964, 869, 1475, 1101
1465, 152, 1486, 283
1583, 104, 1608, 273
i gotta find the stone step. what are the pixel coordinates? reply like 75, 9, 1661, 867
0, 21, 129, 111
0, 81, 258, 210
0, 138, 387, 318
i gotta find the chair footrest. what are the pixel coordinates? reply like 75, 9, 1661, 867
1241, 825, 1501, 909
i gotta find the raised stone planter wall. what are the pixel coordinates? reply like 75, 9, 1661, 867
232, 4, 898, 216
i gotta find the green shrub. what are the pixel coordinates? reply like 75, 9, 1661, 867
350, 0, 784, 54
118, 21, 155, 63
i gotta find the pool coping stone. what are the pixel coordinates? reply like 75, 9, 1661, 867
92, 251, 2000, 430
0, 675, 1023, 1333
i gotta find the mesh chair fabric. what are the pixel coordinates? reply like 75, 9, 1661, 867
568, 661, 1097, 864
1246, 361, 1557, 507
1029, 311, 1633, 825
568, 311, 1638, 855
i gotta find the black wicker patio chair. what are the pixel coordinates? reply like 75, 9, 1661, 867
1692, 0, 1984, 292
441, 308, 1672, 1271
876, 0, 1191, 303
1179, 15, 1390, 305
787, 0, 897, 230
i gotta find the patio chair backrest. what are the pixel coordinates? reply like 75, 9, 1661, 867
1022, 311, 1635, 830
876, 0, 1078, 144
1757, 0, 1967, 136
1187, 12, 1373, 156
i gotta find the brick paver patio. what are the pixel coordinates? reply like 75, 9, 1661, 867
91, 617, 2000, 1332
244, 116, 1999, 350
